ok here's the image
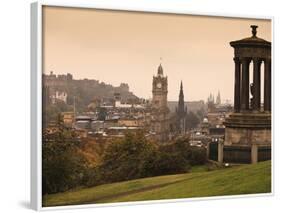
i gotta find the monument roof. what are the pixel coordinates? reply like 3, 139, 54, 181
230, 25, 271, 48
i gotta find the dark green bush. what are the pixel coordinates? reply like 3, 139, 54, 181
189, 147, 207, 165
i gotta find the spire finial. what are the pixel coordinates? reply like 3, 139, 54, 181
157, 63, 163, 75
251, 25, 258, 37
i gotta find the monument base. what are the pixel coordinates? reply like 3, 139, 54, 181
223, 112, 271, 164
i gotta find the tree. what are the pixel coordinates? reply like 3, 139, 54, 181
42, 116, 89, 194
42, 100, 72, 126
99, 131, 156, 183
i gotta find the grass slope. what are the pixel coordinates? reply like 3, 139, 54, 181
43, 161, 271, 207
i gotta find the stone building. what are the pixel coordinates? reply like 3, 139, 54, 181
151, 64, 170, 142
50, 91, 68, 104
222, 25, 271, 164
43, 71, 72, 88
42, 71, 72, 105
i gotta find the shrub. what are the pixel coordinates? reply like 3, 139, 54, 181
144, 151, 191, 176
189, 147, 207, 165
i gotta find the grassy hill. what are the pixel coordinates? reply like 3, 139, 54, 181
43, 161, 271, 207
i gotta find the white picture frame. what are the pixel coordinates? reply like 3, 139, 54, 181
31, 1, 274, 211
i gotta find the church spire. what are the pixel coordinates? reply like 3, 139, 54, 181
180, 80, 183, 90
178, 81, 185, 116
179, 80, 184, 99
177, 81, 187, 134
216, 90, 221, 105
157, 63, 163, 76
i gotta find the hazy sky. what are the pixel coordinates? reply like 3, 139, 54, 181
43, 6, 271, 102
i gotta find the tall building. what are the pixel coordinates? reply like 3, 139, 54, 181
176, 81, 187, 134
151, 64, 170, 142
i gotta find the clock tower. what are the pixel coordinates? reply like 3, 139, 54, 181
151, 64, 170, 142
152, 64, 168, 109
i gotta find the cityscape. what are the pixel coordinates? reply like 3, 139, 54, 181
43, 68, 227, 145
42, 6, 271, 207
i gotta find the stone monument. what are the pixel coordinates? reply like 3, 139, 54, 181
223, 25, 271, 164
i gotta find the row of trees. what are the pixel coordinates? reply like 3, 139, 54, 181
86, 132, 206, 186
43, 129, 206, 195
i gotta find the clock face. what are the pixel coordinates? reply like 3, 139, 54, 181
156, 82, 162, 88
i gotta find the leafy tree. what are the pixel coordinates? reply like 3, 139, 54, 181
42, 101, 72, 125
42, 115, 89, 194
99, 131, 156, 182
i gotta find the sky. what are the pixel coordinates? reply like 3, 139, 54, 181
43, 6, 271, 102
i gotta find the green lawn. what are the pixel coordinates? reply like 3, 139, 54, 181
43, 161, 271, 207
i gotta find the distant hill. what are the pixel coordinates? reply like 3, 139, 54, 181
43, 161, 271, 206
43, 72, 139, 111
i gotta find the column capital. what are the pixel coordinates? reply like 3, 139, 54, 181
264, 57, 271, 64
233, 57, 240, 63
253, 57, 263, 64
241, 57, 252, 64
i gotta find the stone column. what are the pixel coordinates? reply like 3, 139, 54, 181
234, 57, 241, 112
241, 58, 251, 111
264, 58, 271, 112
218, 139, 224, 164
253, 58, 262, 111
251, 144, 258, 164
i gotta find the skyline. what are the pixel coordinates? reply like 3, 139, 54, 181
44, 69, 222, 103
43, 6, 271, 102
